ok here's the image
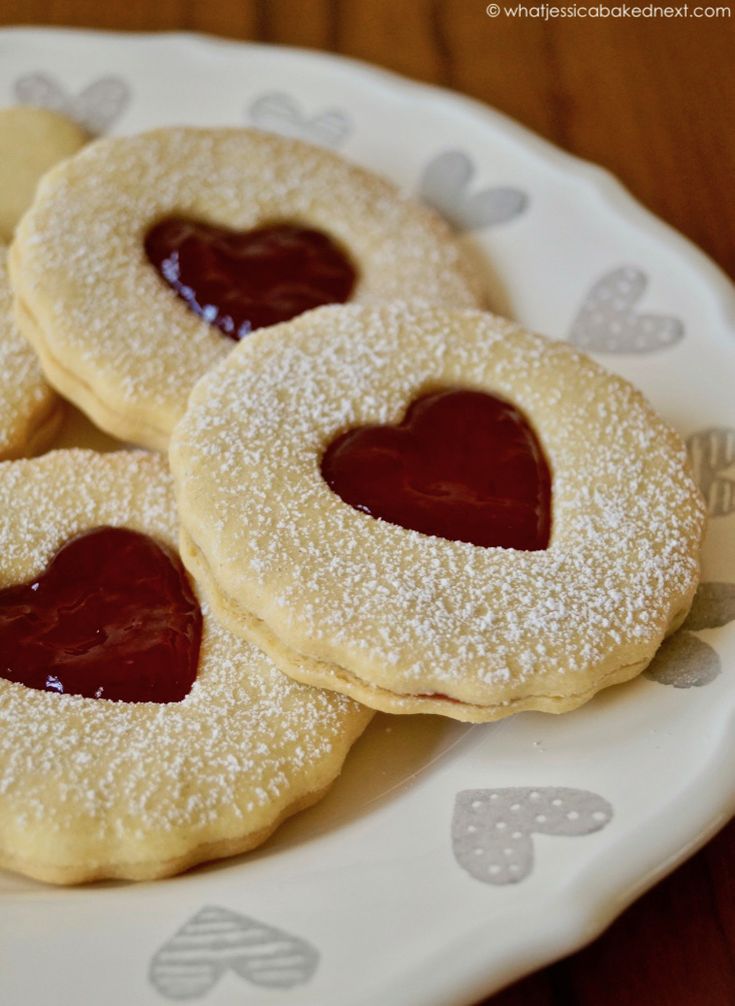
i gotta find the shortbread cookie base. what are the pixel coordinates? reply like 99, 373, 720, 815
0, 246, 62, 459
0, 450, 372, 884
1, 784, 330, 886
13, 287, 167, 449
180, 526, 689, 723
0, 105, 87, 241
3, 398, 64, 460
170, 304, 706, 721
10, 127, 484, 449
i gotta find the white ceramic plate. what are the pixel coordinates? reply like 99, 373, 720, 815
1, 28, 734, 1006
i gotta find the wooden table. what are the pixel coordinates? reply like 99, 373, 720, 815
2, 3, 734, 1003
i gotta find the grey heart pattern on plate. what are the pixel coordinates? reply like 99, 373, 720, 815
687, 427, 735, 517
452, 788, 613, 885
149, 905, 318, 1000
14, 73, 130, 134
683, 581, 735, 630
419, 150, 528, 231
568, 266, 684, 353
644, 581, 735, 688
644, 632, 720, 688
248, 92, 351, 148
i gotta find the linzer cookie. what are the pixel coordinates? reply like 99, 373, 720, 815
9, 127, 484, 450
170, 304, 706, 723
0, 246, 62, 460
0, 450, 371, 884
0, 105, 87, 241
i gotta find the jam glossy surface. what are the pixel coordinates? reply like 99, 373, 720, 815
321, 388, 552, 550
144, 218, 356, 340
0, 527, 202, 703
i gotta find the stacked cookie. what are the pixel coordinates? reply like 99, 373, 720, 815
0, 248, 62, 459
170, 305, 705, 722
0, 116, 705, 884
10, 127, 482, 448
0, 105, 85, 458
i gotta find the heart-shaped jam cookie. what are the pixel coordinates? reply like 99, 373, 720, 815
0, 526, 202, 702
321, 388, 551, 550
144, 218, 356, 340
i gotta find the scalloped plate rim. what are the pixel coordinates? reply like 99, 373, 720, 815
0, 27, 734, 1006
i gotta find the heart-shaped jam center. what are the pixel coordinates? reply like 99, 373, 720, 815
144, 218, 356, 340
321, 389, 551, 550
0, 527, 202, 702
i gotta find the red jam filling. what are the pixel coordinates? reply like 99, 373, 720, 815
144, 218, 356, 340
321, 388, 551, 550
0, 527, 202, 703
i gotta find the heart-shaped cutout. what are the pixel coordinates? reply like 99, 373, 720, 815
452, 787, 613, 885
144, 218, 356, 341
149, 906, 319, 998
321, 389, 551, 550
0, 526, 202, 702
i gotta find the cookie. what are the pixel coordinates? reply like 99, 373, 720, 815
0, 450, 371, 884
0, 245, 62, 460
170, 304, 706, 723
10, 127, 484, 450
0, 105, 87, 241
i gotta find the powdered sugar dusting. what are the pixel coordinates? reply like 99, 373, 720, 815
0, 247, 56, 458
171, 304, 706, 708
11, 128, 483, 441
0, 450, 369, 874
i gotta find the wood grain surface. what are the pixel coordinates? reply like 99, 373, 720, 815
1, 2, 734, 1004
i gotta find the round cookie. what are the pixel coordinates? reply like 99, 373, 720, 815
170, 304, 706, 724
10, 127, 484, 450
0, 245, 62, 460
0, 449, 371, 884
0, 106, 87, 240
